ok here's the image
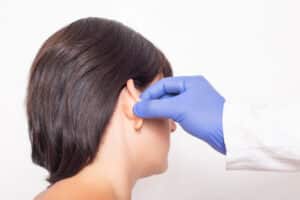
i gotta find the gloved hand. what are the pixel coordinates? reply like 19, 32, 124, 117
133, 75, 227, 155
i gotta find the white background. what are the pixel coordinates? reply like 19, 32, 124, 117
1, 0, 300, 199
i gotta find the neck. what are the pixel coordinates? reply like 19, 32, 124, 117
75, 123, 138, 200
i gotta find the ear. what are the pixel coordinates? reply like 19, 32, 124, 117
121, 79, 143, 132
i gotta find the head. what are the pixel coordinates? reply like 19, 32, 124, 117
109, 72, 177, 179
26, 17, 175, 185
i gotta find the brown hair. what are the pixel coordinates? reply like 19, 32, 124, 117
25, 17, 173, 185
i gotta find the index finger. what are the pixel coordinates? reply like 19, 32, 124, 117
139, 76, 189, 100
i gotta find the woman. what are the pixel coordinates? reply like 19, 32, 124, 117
26, 17, 176, 200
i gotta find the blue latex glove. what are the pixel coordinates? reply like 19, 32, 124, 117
133, 75, 226, 155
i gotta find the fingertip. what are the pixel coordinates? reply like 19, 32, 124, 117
133, 101, 145, 117
132, 103, 139, 116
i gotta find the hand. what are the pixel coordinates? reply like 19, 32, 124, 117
133, 75, 226, 154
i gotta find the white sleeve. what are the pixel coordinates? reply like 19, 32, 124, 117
223, 100, 300, 171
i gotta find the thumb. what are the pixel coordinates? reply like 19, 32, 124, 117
133, 98, 179, 119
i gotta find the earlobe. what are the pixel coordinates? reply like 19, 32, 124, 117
134, 119, 143, 131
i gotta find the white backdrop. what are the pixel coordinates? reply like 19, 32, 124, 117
1, 0, 300, 199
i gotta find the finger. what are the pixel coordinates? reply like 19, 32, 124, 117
139, 76, 190, 100
133, 98, 180, 119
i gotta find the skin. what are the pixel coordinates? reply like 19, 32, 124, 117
34, 73, 176, 200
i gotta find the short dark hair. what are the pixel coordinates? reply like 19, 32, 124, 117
25, 17, 173, 185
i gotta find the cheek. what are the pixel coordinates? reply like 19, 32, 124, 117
144, 119, 171, 159
136, 119, 171, 176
